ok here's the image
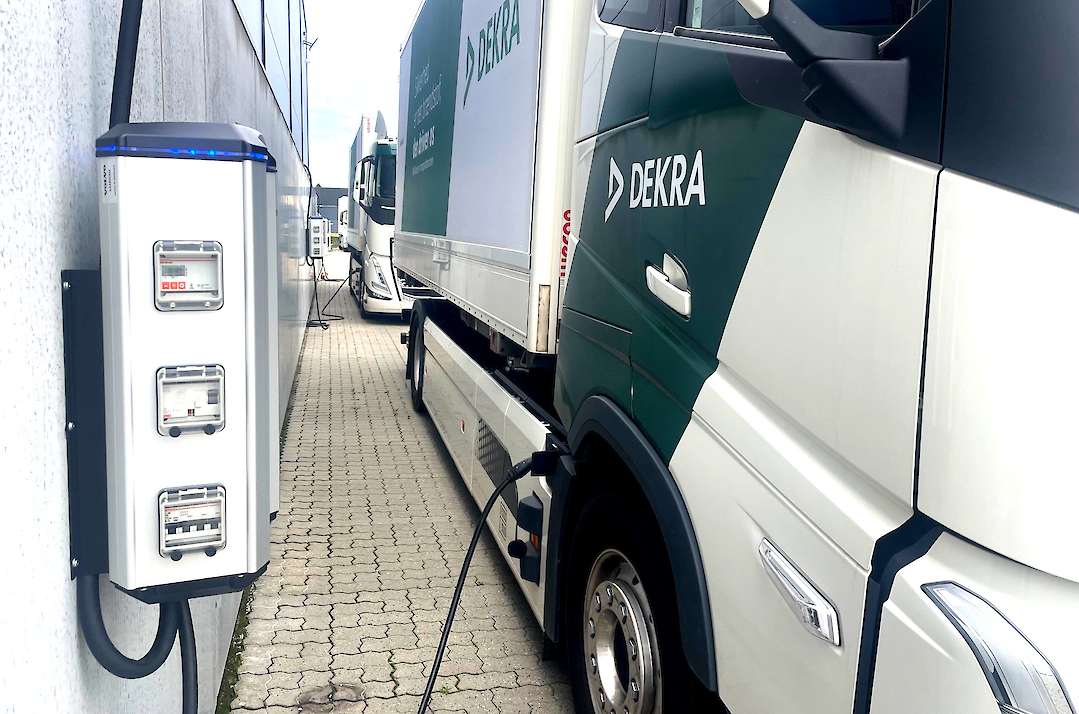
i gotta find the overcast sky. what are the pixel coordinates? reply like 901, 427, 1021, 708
306, 0, 425, 188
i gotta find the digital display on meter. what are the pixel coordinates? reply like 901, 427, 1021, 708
154, 241, 223, 311
161, 264, 187, 277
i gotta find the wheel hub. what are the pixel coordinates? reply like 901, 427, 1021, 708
582, 551, 659, 714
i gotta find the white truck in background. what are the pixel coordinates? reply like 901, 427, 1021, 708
397, 1, 1079, 714
345, 111, 434, 318
337, 195, 348, 246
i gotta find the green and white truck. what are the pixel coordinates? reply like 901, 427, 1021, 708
397, 1, 1079, 713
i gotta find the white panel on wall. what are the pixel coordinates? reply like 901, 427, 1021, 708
264, 22, 291, 123
233, 0, 263, 55
264, 0, 291, 121
289, 0, 301, 138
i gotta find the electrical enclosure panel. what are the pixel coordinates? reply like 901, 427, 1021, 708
157, 365, 225, 436
96, 122, 277, 597
309, 218, 327, 258
154, 241, 224, 311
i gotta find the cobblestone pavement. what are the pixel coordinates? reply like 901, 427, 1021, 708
231, 281, 573, 714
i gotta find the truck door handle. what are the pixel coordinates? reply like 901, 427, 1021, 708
645, 254, 691, 317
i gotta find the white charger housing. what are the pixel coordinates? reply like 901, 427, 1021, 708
96, 123, 279, 599
308, 216, 329, 258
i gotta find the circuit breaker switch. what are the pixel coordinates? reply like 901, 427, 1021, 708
159, 486, 226, 558
157, 365, 225, 436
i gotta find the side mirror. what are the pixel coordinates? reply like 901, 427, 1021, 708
735, 0, 910, 141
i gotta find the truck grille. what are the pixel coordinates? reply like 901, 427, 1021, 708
476, 419, 517, 518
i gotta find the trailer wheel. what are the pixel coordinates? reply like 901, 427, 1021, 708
567, 489, 710, 714
407, 305, 426, 414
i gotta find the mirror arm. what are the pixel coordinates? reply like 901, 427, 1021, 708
754, 0, 879, 67
803, 58, 910, 140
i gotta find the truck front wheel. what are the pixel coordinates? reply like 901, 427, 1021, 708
566, 489, 711, 714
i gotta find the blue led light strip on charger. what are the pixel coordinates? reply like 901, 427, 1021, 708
97, 145, 270, 162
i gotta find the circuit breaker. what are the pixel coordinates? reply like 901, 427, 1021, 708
96, 122, 278, 599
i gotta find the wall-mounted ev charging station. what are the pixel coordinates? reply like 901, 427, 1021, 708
62, 120, 281, 713
97, 121, 279, 597
308, 215, 329, 259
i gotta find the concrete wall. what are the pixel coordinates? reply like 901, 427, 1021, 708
0, 1, 312, 712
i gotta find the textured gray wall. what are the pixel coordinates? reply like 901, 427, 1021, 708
0, 1, 312, 712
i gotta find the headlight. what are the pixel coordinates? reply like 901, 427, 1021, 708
366, 260, 391, 295
925, 583, 1075, 714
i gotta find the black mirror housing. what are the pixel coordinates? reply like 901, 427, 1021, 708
803, 58, 910, 142
750, 0, 920, 143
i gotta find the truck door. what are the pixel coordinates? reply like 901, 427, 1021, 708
557, 0, 664, 423
578, 0, 948, 712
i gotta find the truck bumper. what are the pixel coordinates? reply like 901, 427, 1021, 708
869, 531, 1079, 714
361, 287, 412, 316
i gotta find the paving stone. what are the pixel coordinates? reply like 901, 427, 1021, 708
230, 285, 568, 712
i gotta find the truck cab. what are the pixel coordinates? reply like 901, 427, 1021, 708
398, 1, 1079, 713
337, 195, 348, 246
346, 111, 432, 318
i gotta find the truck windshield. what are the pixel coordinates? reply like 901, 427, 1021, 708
376, 156, 396, 200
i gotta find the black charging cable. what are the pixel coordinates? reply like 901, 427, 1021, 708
416, 456, 535, 713
177, 600, 198, 714
109, 0, 143, 129
307, 264, 360, 329
318, 265, 360, 322
76, 575, 198, 714
76, 574, 179, 678
85, 0, 198, 709
305, 256, 329, 329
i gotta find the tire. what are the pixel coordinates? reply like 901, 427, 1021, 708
359, 284, 370, 319
566, 488, 713, 714
407, 305, 426, 414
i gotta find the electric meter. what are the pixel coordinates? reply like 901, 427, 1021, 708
96, 122, 277, 600
154, 241, 223, 310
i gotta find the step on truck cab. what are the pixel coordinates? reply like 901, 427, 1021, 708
346, 111, 433, 318
398, 1, 1079, 713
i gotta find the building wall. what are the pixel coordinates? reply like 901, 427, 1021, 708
315, 186, 348, 233
0, 1, 313, 712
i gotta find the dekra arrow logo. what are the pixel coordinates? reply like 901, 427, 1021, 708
605, 157, 623, 223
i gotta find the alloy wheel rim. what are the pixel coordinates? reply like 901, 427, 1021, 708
582, 548, 661, 714
413, 336, 421, 384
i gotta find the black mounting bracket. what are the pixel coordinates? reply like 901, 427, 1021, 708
61, 270, 110, 580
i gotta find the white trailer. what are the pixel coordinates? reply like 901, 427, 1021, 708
395, 0, 572, 354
